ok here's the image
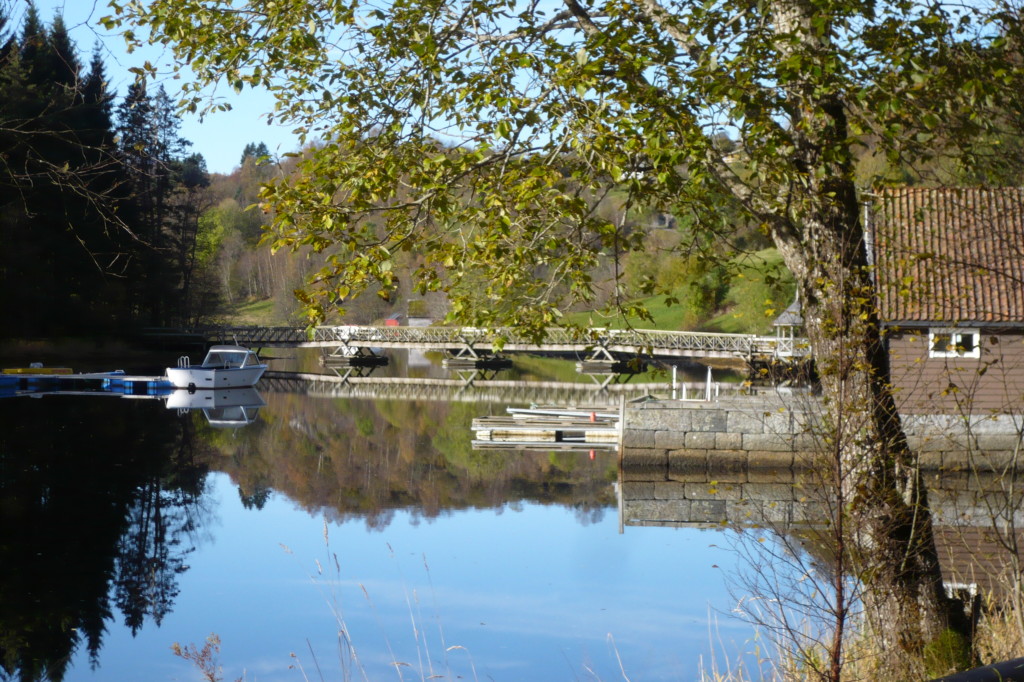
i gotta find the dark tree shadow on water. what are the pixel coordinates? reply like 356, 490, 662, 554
0, 396, 209, 682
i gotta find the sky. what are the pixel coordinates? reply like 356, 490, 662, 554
20, 0, 301, 175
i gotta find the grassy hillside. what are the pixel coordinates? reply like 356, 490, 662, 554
702, 249, 795, 334
224, 249, 795, 335
573, 248, 795, 334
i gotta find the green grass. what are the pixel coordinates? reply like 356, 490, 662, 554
571, 248, 795, 334
226, 299, 278, 325
703, 249, 795, 334
569, 292, 706, 330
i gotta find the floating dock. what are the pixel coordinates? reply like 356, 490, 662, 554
471, 406, 622, 451
0, 370, 174, 398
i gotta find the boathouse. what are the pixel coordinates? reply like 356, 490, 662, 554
868, 187, 1024, 414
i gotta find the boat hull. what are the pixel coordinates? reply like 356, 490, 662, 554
165, 365, 266, 389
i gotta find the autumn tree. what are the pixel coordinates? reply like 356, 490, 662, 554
110, 0, 1024, 666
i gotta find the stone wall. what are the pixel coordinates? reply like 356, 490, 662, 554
622, 397, 1024, 478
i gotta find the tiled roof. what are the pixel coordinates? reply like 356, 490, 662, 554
870, 187, 1024, 324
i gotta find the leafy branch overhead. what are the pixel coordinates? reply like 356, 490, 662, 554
107, 0, 1024, 331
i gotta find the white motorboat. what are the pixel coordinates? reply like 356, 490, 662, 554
165, 387, 266, 428
166, 345, 267, 389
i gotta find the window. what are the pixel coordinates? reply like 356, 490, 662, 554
928, 328, 980, 358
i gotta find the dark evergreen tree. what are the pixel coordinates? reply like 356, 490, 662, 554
239, 140, 269, 166
170, 152, 213, 325
0, 8, 137, 337
116, 83, 212, 327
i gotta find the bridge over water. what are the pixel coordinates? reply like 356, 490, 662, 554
206, 325, 810, 362
260, 371, 716, 404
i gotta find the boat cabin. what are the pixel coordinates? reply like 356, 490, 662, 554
202, 346, 263, 369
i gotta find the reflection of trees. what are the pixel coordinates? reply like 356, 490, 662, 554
113, 481, 197, 633
0, 397, 209, 681
239, 483, 271, 510
206, 392, 618, 529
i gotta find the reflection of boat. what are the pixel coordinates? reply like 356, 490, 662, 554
166, 345, 267, 389
165, 387, 266, 428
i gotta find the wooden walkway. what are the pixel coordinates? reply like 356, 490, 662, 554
206, 325, 809, 362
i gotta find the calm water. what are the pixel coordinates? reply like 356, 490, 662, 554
0, 353, 765, 681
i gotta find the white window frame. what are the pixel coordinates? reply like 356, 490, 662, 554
928, 328, 981, 359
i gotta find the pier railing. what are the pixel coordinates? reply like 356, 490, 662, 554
206, 325, 811, 361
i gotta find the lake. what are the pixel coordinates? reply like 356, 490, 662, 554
0, 352, 780, 681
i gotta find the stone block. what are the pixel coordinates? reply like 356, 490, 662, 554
743, 432, 795, 452
685, 481, 743, 500
935, 467, 970, 490
655, 429, 689, 449
706, 450, 748, 480
763, 409, 795, 436
747, 450, 794, 469
909, 434, 963, 453
621, 481, 656, 500
902, 413, 955, 437
623, 428, 657, 449
746, 466, 795, 483
790, 433, 820, 454
758, 500, 794, 525
653, 481, 689, 500
621, 447, 668, 462
621, 467, 665, 482
791, 409, 820, 434
685, 431, 718, 449
962, 450, 1020, 474
624, 499, 689, 523
621, 448, 668, 480
725, 499, 763, 524
789, 499, 829, 523
689, 499, 728, 523
715, 431, 743, 450
690, 409, 728, 432
627, 406, 693, 432
942, 450, 971, 471
726, 410, 767, 434
916, 451, 943, 470
974, 434, 1024, 452
668, 448, 708, 478
742, 482, 798, 502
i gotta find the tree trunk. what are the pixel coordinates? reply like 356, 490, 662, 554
773, 185, 969, 663
761, 0, 970, 660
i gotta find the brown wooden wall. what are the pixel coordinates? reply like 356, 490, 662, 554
888, 330, 1024, 414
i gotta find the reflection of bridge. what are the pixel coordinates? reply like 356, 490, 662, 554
260, 371, 678, 404
208, 325, 809, 361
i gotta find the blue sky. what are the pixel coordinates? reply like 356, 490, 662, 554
22, 0, 301, 174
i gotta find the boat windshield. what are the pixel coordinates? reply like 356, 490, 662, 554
204, 351, 250, 369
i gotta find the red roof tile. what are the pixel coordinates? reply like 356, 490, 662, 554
870, 188, 1024, 324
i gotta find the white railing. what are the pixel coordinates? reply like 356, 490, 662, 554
207, 325, 811, 360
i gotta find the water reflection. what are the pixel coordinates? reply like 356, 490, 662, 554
7, 355, 1018, 680
164, 387, 265, 428
621, 446, 1024, 602
0, 397, 207, 681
